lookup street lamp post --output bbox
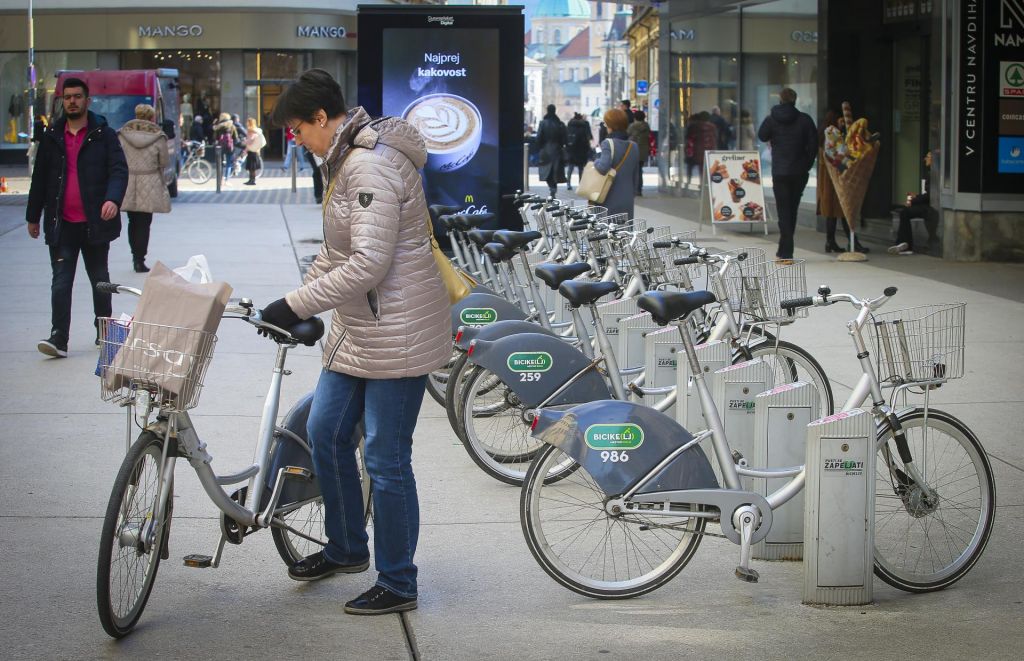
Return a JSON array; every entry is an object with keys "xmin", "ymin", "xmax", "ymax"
[{"xmin": 27, "ymin": 0, "xmax": 36, "ymax": 146}]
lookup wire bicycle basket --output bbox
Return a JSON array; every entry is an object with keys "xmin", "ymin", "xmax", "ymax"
[
  {"xmin": 754, "ymin": 259, "xmax": 810, "ymax": 323},
  {"xmin": 97, "ymin": 317, "xmax": 218, "ymax": 412},
  {"xmin": 711, "ymin": 247, "xmax": 769, "ymax": 318},
  {"xmin": 868, "ymin": 303, "xmax": 966, "ymax": 384}
]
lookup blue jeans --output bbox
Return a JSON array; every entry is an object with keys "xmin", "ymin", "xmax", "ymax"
[{"xmin": 307, "ymin": 369, "xmax": 428, "ymax": 598}]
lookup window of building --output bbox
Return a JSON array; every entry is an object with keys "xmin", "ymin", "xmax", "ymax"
[
  {"xmin": 122, "ymin": 50, "xmax": 223, "ymax": 134},
  {"xmin": 536, "ymin": 28, "xmax": 544, "ymax": 44},
  {"xmin": 553, "ymin": 29, "xmax": 562, "ymax": 45},
  {"xmin": 1, "ymin": 51, "xmax": 98, "ymax": 148}
]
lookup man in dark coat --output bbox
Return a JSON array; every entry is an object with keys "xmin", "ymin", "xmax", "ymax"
[
  {"xmin": 536, "ymin": 104, "xmax": 568, "ymax": 197},
  {"xmin": 26, "ymin": 77, "xmax": 128, "ymax": 358},
  {"xmin": 758, "ymin": 87, "xmax": 817, "ymax": 261},
  {"xmin": 565, "ymin": 112, "xmax": 593, "ymax": 191}
]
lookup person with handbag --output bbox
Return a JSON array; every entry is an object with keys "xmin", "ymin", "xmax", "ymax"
[
  {"xmin": 242, "ymin": 117, "xmax": 265, "ymax": 185},
  {"xmin": 117, "ymin": 103, "xmax": 171, "ymax": 273},
  {"xmin": 260, "ymin": 68, "xmax": 451, "ymax": 615},
  {"xmin": 590, "ymin": 107, "xmax": 640, "ymax": 219}
]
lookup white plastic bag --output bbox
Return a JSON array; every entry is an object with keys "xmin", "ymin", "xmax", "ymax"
[{"xmin": 172, "ymin": 255, "xmax": 214, "ymax": 284}]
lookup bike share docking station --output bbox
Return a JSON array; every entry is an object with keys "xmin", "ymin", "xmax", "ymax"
[{"xmin": 803, "ymin": 409, "xmax": 876, "ymax": 606}]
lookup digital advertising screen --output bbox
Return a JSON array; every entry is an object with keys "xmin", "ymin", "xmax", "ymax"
[
  {"xmin": 358, "ymin": 6, "xmax": 525, "ymax": 232},
  {"xmin": 382, "ymin": 27, "xmax": 499, "ymax": 216}
]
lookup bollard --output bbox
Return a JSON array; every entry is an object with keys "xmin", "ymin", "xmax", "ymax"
[
  {"xmin": 291, "ymin": 151, "xmax": 298, "ymax": 192},
  {"xmin": 523, "ymin": 142, "xmax": 529, "ymax": 191},
  {"xmin": 214, "ymin": 144, "xmax": 222, "ymax": 193},
  {"xmin": 802, "ymin": 408, "xmax": 876, "ymax": 606}
]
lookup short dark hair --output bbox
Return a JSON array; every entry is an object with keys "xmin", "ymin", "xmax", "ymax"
[
  {"xmin": 62, "ymin": 77, "xmax": 89, "ymax": 97},
  {"xmin": 780, "ymin": 87, "xmax": 797, "ymax": 104},
  {"xmin": 546, "ymin": 104, "xmax": 556, "ymax": 114},
  {"xmin": 633, "ymin": 110, "xmax": 645, "ymax": 121},
  {"xmin": 620, "ymin": 99, "xmax": 631, "ymax": 108},
  {"xmin": 272, "ymin": 68, "xmax": 346, "ymax": 126}
]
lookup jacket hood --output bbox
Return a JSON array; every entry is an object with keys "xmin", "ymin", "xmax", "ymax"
[
  {"xmin": 118, "ymin": 119, "xmax": 166, "ymax": 148},
  {"xmin": 770, "ymin": 103, "xmax": 800, "ymax": 124},
  {"xmin": 324, "ymin": 106, "xmax": 427, "ymax": 171}
]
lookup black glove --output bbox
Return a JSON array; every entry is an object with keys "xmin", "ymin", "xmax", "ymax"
[{"xmin": 259, "ymin": 297, "xmax": 302, "ymax": 336}]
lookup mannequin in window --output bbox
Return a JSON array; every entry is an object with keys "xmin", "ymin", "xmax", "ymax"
[{"xmin": 181, "ymin": 94, "xmax": 194, "ymax": 131}]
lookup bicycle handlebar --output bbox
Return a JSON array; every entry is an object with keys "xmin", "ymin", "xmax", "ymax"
[{"xmin": 781, "ymin": 286, "xmax": 898, "ymax": 313}]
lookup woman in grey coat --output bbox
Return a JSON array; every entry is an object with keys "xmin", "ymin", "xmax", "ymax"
[{"xmin": 592, "ymin": 107, "xmax": 640, "ymax": 220}]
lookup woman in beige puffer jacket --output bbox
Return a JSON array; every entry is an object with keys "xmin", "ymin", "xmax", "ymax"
[
  {"xmin": 261, "ymin": 69, "xmax": 450, "ymax": 614},
  {"xmin": 117, "ymin": 104, "xmax": 170, "ymax": 272}
]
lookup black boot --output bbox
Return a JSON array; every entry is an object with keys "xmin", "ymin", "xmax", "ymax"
[
  {"xmin": 824, "ymin": 217, "xmax": 842, "ymax": 253},
  {"xmin": 133, "ymin": 258, "xmax": 150, "ymax": 273}
]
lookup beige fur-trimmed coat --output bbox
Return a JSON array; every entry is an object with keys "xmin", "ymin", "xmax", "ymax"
[{"xmin": 117, "ymin": 119, "xmax": 171, "ymax": 214}]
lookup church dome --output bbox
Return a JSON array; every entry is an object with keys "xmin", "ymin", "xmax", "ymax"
[{"xmin": 534, "ymin": 0, "xmax": 592, "ymax": 19}]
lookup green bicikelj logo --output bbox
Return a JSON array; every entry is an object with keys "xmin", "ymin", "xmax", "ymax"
[
  {"xmin": 507, "ymin": 351, "xmax": 554, "ymax": 372},
  {"xmin": 585, "ymin": 423, "xmax": 645, "ymax": 450},
  {"xmin": 459, "ymin": 308, "xmax": 497, "ymax": 325}
]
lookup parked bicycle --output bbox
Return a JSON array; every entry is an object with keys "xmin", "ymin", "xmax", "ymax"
[
  {"xmin": 522, "ymin": 286, "xmax": 994, "ymax": 598},
  {"xmin": 93, "ymin": 283, "xmax": 369, "ymax": 638}
]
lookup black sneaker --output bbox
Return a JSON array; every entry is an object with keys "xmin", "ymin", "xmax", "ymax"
[
  {"xmin": 287, "ymin": 551, "xmax": 368, "ymax": 582},
  {"xmin": 38, "ymin": 334, "xmax": 68, "ymax": 358},
  {"xmin": 344, "ymin": 585, "xmax": 417, "ymax": 615}
]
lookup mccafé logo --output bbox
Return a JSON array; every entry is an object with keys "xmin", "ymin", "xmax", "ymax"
[
  {"xmin": 585, "ymin": 424, "xmax": 645, "ymax": 450},
  {"xmin": 465, "ymin": 194, "xmax": 474, "ymax": 203},
  {"xmin": 507, "ymin": 352, "xmax": 553, "ymax": 373}
]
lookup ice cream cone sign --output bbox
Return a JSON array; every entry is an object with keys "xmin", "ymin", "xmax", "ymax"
[{"xmin": 823, "ymin": 102, "xmax": 880, "ymax": 230}]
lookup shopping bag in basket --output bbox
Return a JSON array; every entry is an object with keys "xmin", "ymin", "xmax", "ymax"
[
  {"xmin": 105, "ymin": 261, "xmax": 232, "ymax": 405},
  {"xmin": 95, "ymin": 314, "xmax": 132, "ymax": 377}
]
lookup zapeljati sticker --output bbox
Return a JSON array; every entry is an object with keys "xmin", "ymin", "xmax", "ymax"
[
  {"xmin": 459, "ymin": 308, "xmax": 498, "ymax": 325},
  {"xmin": 585, "ymin": 423, "xmax": 645, "ymax": 450},
  {"xmin": 507, "ymin": 352, "xmax": 554, "ymax": 372}
]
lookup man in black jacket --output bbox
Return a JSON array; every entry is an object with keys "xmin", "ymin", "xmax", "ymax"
[
  {"xmin": 758, "ymin": 88, "xmax": 817, "ymax": 261},
  {"xmin": 26, "ymin": 77, "xmax": 128, "ymax": 358}
]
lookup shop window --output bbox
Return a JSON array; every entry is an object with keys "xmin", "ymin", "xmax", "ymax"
[
  {"xmin": 0, "ymin": 51, "xmax": 97, "ymax": 148},
  {"xmin": 122, "ymin": 50, "xmax": 222, "ymax": 135}
]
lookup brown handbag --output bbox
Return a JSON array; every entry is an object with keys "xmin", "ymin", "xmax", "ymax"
[{"xmin": 576, "ymin": 139, "xmax": 633, "ymax": 204}]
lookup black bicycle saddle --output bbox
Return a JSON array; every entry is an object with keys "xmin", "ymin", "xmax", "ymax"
[
  {"xmin": 558, "ymin": 280, "xmax": 619, "ymax": 308},
  {"xmin": 534, "ymin": 263, "xmax": 592, "ymax": 291},
  {"xmin": 637, "ymin": 290, "xmax": 717, "ymax": 326}
]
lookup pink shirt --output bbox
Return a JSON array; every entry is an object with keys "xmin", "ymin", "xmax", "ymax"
[{"xmin": 62, "ymin": 124, "xmax": 87, "ymax": 223}]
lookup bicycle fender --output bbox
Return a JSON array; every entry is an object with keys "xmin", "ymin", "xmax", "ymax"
[
  {"xmin": 531, "ymin": 400, "xmax": 718, "ymax": 497},
  {"xmin": 451, "ymin": 292, "xmax": 526, "ymax": 330},
  {"xmin": 467, "ymin": 333, "xmax": 610, "ymax": 408},
  {"xmin": 455, "ymin": 319, "xmax": 556, "ymax": 351}
]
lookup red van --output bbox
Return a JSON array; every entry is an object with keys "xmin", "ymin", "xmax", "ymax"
[{"xmin": 52, "ymin": 68, "xmax": 182, "ymax": 195}]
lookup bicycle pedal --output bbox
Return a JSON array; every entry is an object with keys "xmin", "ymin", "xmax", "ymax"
[
  {"xmin": 734, "ymin": 566, "xmax": 759, "ymax": 583},
  {"xmin": 183, "ymin": 554, "xmax": 213, "ymax": 568},
  {"xmin": 283, "ymin": 466, "xmax": 312, "ymax": 479}
]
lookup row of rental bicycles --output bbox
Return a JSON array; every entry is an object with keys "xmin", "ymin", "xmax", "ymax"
[{"xmin": 91, "ymin": 191, "xmax": 994, "ymax": 638}]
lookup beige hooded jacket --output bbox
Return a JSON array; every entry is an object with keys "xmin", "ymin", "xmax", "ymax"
[
  {"xmin": 117, "ymin": 119, "xmax": 171, "ymax": 214},
  {"xmin": 285, "ymin": 107, "xmax": 452, "ymax": 379}
]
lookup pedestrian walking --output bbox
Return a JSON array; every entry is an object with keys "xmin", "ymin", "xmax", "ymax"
[
  {"xmin": 737, "ymin": 109, "xmax": 756, "ymax": 151},
  {"xmin": 26, "ymin": 77, "xmax": 128, "ymax": 358},
  {"xmin": 536, "ymin": 104, "xmax": 568, "ymax": 197},
  {"xmin": 263, "ymin": 68, "xmax": 451, "ymax": 615},
  {"xmin": 189, "ymin": 115, "xmax": 205, "ymax": 143},
  {"xmin": 627, "ymin": 109, "xmax": 651, "ymax": 195},
  {"xmin": 214, "ymin": 113, "xmax": 238, "ymax": 182},
  {"xmin": 709, "ymin": 106, "xmax": 732, "ymax": 150},
  {"xmin": 231, "ymin": 113, "xmax": 247, "ymax": 176},
  {"xmin": 117, "ymin": 103, "xmax": 171, "ymax": 273},
  {"xmin": 684, "ymin": 112, "xmax": 717, "ymax": 191},
  {"xmin": 757, "ymin": 88, "xmax": 817, "ymax": 262},
  {"xmin": 620, "ymin": 100, "xmax": 635, "ymax": 125},
  {"xmin": 305, "ymin": 148, "xmax": 323, "ymax": 204},
  {"xmin": 243, "ymin": 117, "xmax": 265, "ymax": 185},
  {"xmin": 565, "ymin": 112, "xmax": 593, "ymax": 191},
  {"xmin": 598, "ymin": 121, "xmax": 608, "ymax": 145},
  {"xmin": 592, "ymin": 107, "xmax": 640, "ymax": 219},
  {"xmin": 28, "ymin": 114, "xmax": 47, "ymax": 176}
]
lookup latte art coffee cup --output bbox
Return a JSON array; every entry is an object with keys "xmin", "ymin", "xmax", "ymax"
[{"xmin": 403, "ymin": 93, "xmax": 482, "ymax": 173}]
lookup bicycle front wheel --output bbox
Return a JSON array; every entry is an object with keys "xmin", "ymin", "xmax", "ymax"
[
  {"xmin": 521, "ymin": 444, "xmax": 705, "ymax": 599},
  {"xmin": 96, "ymin": 431, "xmax": 171, "ymax": 638},
  {"xmin": 744, "ymin": 339, "xmax": 835, "ymax": 416},
  {"xmin": 874, "ymin": 408, "xmax": 995, "ymax": 592},
  {"xmin": 187, "ymin": 159, "xmax": 212, "ymax": 184}
]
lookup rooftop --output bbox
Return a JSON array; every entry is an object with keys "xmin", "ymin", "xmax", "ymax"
[{"xmin": 534, "ymin": 0, "xmax": 591, "ymax": 19}]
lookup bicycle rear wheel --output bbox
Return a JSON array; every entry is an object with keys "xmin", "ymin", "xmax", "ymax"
[
  {"xmin": 271, "ymin": 437, "xmax": 371, "ymax": 565},
  {"xmin": 743, "ymin": 338, "xmax": 835, "ymax": 416},
  {"xmin": 96, "ymin": 431, "xmax": 171, "ymax": 638},
  {"xmin": 521, "ymin": 444, "xmax": 705, "ymax": 599},
  {"xmin": 187, "ymin": 159, "xmax": 212, "ymax": 184},
  {"xmin": 873, "ymin": 408, "xmax": 995, "ymax": 592}
]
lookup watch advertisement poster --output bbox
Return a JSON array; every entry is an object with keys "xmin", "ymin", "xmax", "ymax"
[
  {"xmin": 703, "ymin": 151, "xmax": 769, "ymax": 227},
  {"xmin": 358, "ymin": 6, "xmax": 525, "ymax": 235}
]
